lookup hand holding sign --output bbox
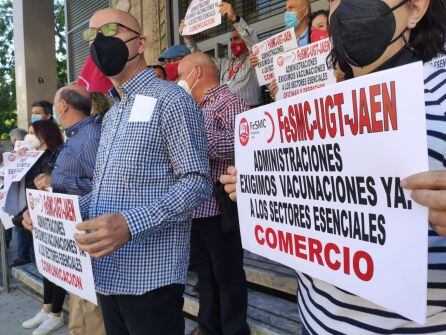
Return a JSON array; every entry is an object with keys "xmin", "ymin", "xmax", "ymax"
[
  {"xmin": 219, "ymin": 166, "xmax": 238, "ymax": 202},
  {"xmin": 34, "ymin": 173, "xmax": 52, "ymax": 191},
  {"xmin": 74, "ymin": 213, "xmax": 131, "ymax": 258},
  {"xmin": 402, "ymin": 170, "xmax": 446, "ymax": 237},
  {"xmin": 179, "ymin": 20, "xmax": 191, "ymax": 42},
  {"xmin": 22, "ymin": 209, "xmax": 33, "ymax": 231},
  {"xmin": 268, "ymin": 79, "xmax": 279, "ymax": 100},
  {"xmin": 219, "ymin": 2, "xmax": 237, "ymax": 22},
  {"xmin": 248, "ymin": 54, "xmax": 260, "ymax": 69}
]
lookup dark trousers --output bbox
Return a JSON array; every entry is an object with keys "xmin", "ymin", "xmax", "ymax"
[
  {"xmin": 16, "ymin": 226, "xmax": 33, "ymax": 261},
  {"xmin": 98, "ymin": 284, "xmax": 185, "ymax": 335},
  {"xmin": 43, "ymin": 277, "xmax": 66, "ymax": 314},
  {"xmin": 191, "ymin": 216, "xmax": 250, "ymax": 335}
]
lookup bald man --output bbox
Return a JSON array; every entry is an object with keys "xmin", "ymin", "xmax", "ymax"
[
  {"xmin": 178, "ymin": 53, "xmax": 250, "ymax": 335},
  {"xmin": 71, "ymin": 8, "xmax": 212, "ymax": 335},
  {"xmin": 24, "ymin": 84, "xmax": 105, "ymax": 335}
]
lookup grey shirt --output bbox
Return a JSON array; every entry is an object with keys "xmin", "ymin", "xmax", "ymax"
[{"xmin": 186, "ymin": 17, "xmax": 262, "ymax": 106}]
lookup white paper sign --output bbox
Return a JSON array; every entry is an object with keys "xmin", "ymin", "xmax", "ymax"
[
  {"xmin": 0, "ymin": 188, "xmax": 14, "ymax": 230},
  {"xmin": 3, "ymin": 151, "xmax": 44, "ymax": 216},
  {"xmin": 253, "ymin": 28, "xmax": 297, "ymax": 86},
  {"xmin": 273, "ymin": 38, "xmax": 336, "ymax": 100},
  {"xmin": 182, "ymin": 0, "xmax": 222, "ymax": 36},
  {"xmin": 27, "ymin": 189, "xmax": 97, "ymax": 304},
  {"xmin": 128, "ymin": 95, "xmax": 157, "ymax": 123},
  {"xmin": 234, "ymin": 62, "xmax": 428, "ymax": 324}
]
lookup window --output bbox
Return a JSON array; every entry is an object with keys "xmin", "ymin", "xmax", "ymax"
[
  {"xmin": 66, "ymin": 0, "xmax": 110, "ymax": 82},
  {"xmin": 179, "ymin": 0, "xmax": 286, "ymax": 43}
]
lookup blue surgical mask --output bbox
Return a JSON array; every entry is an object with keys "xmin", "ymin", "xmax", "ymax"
[
  {"xmin": 52, "ymin": 107, "xmax": 61, "ymax": 126},
  {"xmin": 284, "ymin": 12, "xmax": 300, "ymax": 29},
  {"xmin": 31, "ymin": 114, "xmax": 42, "ymax": 123}
]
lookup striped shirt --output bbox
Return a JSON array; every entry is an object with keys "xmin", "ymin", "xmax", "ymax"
[
  {"xmin": 194, "ymin": 84, "xmax": 248, "ymax": 219},
  {"xmin": 298, "ymin": 62, "xmax": 446, "ymax": 334},
  {"xmin": 51, "ymin": 116, "xmax": 101, "ymax": 196},
  {"xmin": 186, "ymin": 17, "xmax": 262, "ymax": 107}
]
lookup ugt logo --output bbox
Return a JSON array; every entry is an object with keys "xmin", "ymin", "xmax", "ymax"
[{"xmin": 239, "ymin": 118, "xmax": 250, "ymax": 147}]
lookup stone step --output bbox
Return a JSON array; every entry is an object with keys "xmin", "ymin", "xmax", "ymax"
[
  {"xmin": 244, "ymin": 252, "xmax": 298, "ymax": 296},
  {"xmin": 12, "ymin": 264, "xmax": 301, "ymax": 335},
  {"xmin": 186, "ymin": 272, "xmax": 301, "ymax": 335}
]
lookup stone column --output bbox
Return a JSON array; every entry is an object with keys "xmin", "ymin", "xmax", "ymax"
[{"xmin": 13, "ymin": 0, "xmax": 57, "ymax": 129}]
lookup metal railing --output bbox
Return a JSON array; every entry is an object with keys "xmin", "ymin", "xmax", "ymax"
[{"xmin": 0, "ymin": 223, "xmax": 10, "ymax": 293}]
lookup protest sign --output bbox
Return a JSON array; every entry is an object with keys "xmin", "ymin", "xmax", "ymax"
[
  {"xmin": 27, "ymin": 189, "xmax": 97, "ymax": 304},
  {"xmin": 182, "ymin": 0, "xmax": 222, "ymax": 36},
  {"xmin": 253, "ymin": 28, "xmax": 297, "ymax": 86},
  {"xmin": 235, "ymin": 62, "xmax": 428, "ymax": 324},
  {"xmin": 0, "ymin": 189, "xmax": 14, "ymax": 230},
  {"xmin": 273, "ymin": 38, "xmax": 336, "ymax": 100},
  {"xmin": 2, "ymin": 151, "xmax": 43, "ymax": 216}
]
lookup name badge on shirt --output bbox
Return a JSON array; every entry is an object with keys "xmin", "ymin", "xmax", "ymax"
[{"xmin": 128, "ymin": 94, "xmax": 158, "ymax": 123}]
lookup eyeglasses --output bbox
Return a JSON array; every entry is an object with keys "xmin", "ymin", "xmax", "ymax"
[{"xmin": 83, "ymin": 22, "xmax": 140, "ymax": 42}]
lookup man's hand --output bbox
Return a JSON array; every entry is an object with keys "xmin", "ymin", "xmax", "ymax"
[
  {"xmin": 401, "ymin": 170, "xmax": 446, "ymax": 238},
  {"xmin": 74, "ymin": 214, "xmax": 131, "ymax": 258},
  {"xmin": 219, "ymin": 2, "xmax": 237, "ymax": 22},
  {"xmin": 268, "ymin": 79, "xmax": 279, "ymax": 101},
  {"xmin": 220, "ymin": 166, "xmax": 238, "ymax": 202},
  {"xmin": 34, "ymin": 173, "xmax": 52, "ymax": 190},
  {"xmin": 179, "ymin": 20, "xmax": 191, "ymax": 42},
  {"xmin": 248, "ymin": 53, "xmax": 260, "ymax": 69},
  {"xmin": 18, "ymin": 148, "xmax": 27, "ymax": 156},
  {"xmin": 22, "ymin": 210, "xmax": 33, "ymax": 231}
]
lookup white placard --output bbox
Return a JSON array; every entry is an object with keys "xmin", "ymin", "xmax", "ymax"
[
  {"xmin": 273, "ymin": 38, "xmax": 337, "ymax": 100},
  {"xmin": 182, "ymin": 0, "xmax": 222, "ymax": 36},
  {"xmin": 234, "ymin": 62, "xmax": 428, "ymax": 324},
  {"xmin": 27, "ymin": 189, "xmax": 97, "ymax": 304},
  {"xmin": 253, "ymin": 28, "xmax": 297, "ymax": 86},
  {"xmin": 0, "ymin": 189, "xmax": 14, "ymax": 230},
  {"xmin": 3, "ymin": 151, "xmax": 44, "ymax": 216}
]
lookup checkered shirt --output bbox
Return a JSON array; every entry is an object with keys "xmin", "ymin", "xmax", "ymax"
[
  {"xmin": 193, "ymin": 84, "xmax": 248, "ymax": 219},
  {"xmin": 79, "ymin": 68, "xmax": 212, "ymax": 295}
]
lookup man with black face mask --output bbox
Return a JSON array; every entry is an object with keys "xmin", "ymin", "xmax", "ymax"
[{"xmin": 70, "ymin": 8, "xmax": 213, "ymax": 335}]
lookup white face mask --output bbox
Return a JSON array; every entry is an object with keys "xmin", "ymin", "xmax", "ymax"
[
  {"xmin": 24, "ymin": 134, "xmax": 42, "ymax": 150},
  {"xmin": 177, "ymin": 67, "xmax": 198, "ymax": 96}
]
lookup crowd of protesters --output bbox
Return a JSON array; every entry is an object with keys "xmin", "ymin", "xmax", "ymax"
[{"xmin": 1, "ymin": 0, "xmax": 445, "ymax": 334}]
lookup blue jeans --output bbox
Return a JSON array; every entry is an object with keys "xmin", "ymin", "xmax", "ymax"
[
  {"xmin": 16, "ymin": 226, "xmax": 32, "ymax": 260},
  {"xmin": 5, "ymin": 228, "xmax": 12, "ymax": 246}
]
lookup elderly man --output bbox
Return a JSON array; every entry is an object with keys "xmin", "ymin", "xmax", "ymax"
[
  {"xmin": 23, "ymin": 85, "xmax": 106, "ymax": 335},
  {"xmin": 180, "ymin": 2, "xmax": 261, "ymax": 108},
  {"xmin": 68, "ymin": 8, "xmax": 211, "ymax": 335},
  {"xmin": 158, "ymin": 44, "xmax": 191, "ymax": 81},
  {"xmin": 178, "ymin": 52, "xmax": 250, "ymax": 335}
]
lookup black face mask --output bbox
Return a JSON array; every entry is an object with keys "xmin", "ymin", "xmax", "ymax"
[
  {"xmin": 90, "ymin": 33, "xmax": 140, "ymax": 76},
  {"xmin": 329, "ymin": 0, "xmax": 409, "ymax": 68}
]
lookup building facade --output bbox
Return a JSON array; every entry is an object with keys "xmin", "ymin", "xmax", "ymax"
[{"xmin": 66, "ymin": 0, "xmax": 328, "ymax": 82}]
